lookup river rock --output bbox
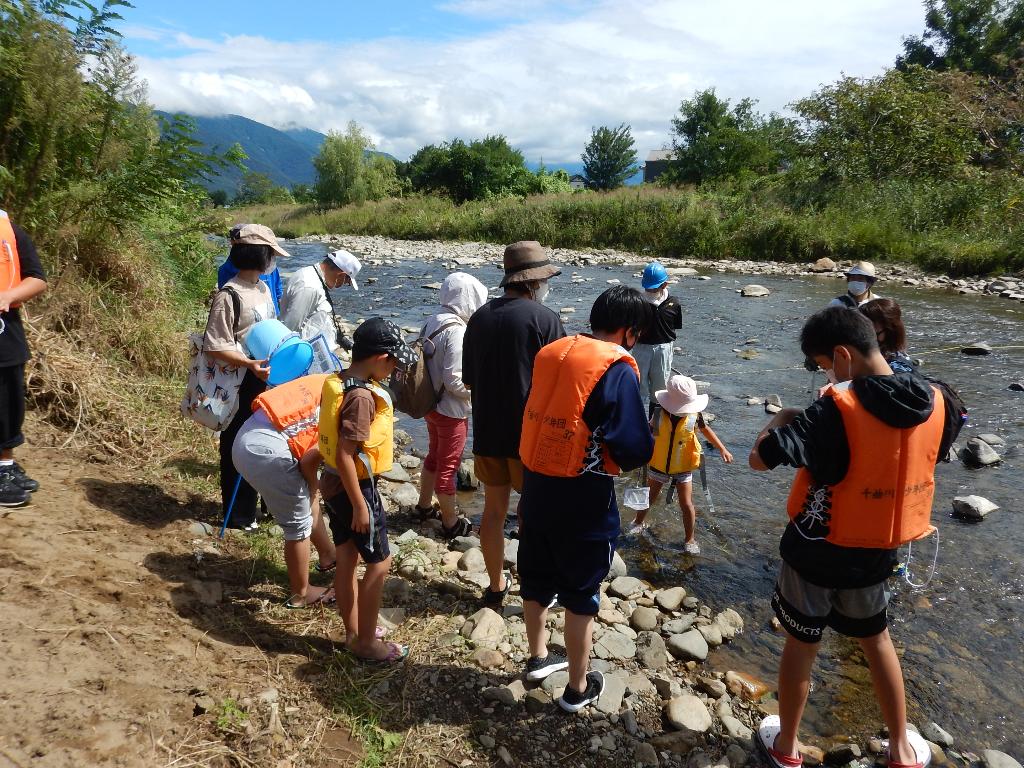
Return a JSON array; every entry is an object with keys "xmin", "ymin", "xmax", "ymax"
[
  {"xmin": 188, "ymin": 521, "xmax": 214, "ymax": 536},
  {"xmin": 388, "ymin": 483, "xmax": 420, "ymax": 507},
  {"xmin": 608, "ymin": 550, "xmax": 628, "ymax": 578},
  {"xmin": 631, "ymin": 606, "xmax": 660, "ymax": 631},
  {"xmin": 668, "ymin": 267, "xmax": 699, "ymax": 276},
  {"xmin": 667, "ymin": 630, "xmax": 709, "ymax": 661},
  {"xmin": 724, "ymin": 670, "xmax": 769, "ymax": 701},
  {"xmin": 764, "ymin": 394, "xmax": 783, "ymax": 414},
  {"xmin": 456, "ymin": 459, "xmax": 479, "ymax": 490},
  {"xmin": 662, "ymin": 615, "xmax": 696, "ymax": 634},
  {"xmin": 471, "ymin": 648, "xmax": 506, "ymax": 669},
  {"xmin": 525, "ymin": 687, "xmax": 550, "ymax": 714},
  {"xmin": 635, "ymin": 631, "xmax": 669, "ymax": 670},
  {"xmin": 397, "ymin": 454, "xmax": 421, "ymax": 469},
  {"xmin": 655, "ymin": 586, "xmax": 687, "ymax": 612},
  {"xmin": 715, "ymin": 608, "xmax": 744, "ymax": 640},
  {"xmin": 983, "ymin": 750, "xmax": 1023, "ymax": 768},
  {"xmin": 962, "ymin": 437, "xmax": 1001, "ymax": 467},
  {"xmin": 921, "ymin": 722, "xmax": 954, "ymax": 748},
  {"xmin": 596, "ymin": 670, "xmax": 629, "ymax": 714},
  {"xmin": 977, "ymin": 433, "xmax": 1006, "ymax": 447},
  {"xmin": 952, "ymin": 495, "xmax": 999, "ymax": 521},
  {"xmin": 540, "ymin": 669, "xmax": 568, "ymax": 697},
  {"xmin": 634, "ymin": 741, "xmax": 660, "ymax": 767},
  {"xmin": 609, "ymin": 575, "xmax": 644, "ymax": 599},
  {"xmin": 482, "ymin": 685, "xmax": 516, "ymax": 706},
  {"xmin": 960, "ymin": 341, "xmax": 992, "ymax": 355},
  {"xmin": 697, "ymin": 623, "xmax": 723, "ymax": 647},
  {"xmin": 665, "ymin": 695, "xmax": 713, "ymax": 733},
  {"xmin": 449, "ymin": 535, "xmax": 481, "ymax": 552},
  {"xmin": 466, "ymin": 608, "xmax": 507, "ymax": 648},
  {"xmin": 824, "ymin": 744, "xmax": 860, "ymax": 764},
  {"xmin": 809, "ymin": 257, "xmax": 837, "ymax": 272},
  {"xmin": 721, "ymin": 714, "xmax": 753, "ymax": 742},
  {"xmin": 594, "ymin": 630, "xmax": 637, "ymax": 660},
  {"xmin": 458, "ymin": 547, "xmax": 486, "ymax": 572},
  {"xmin": 697, "ymin": 676, "xmax": 727, "ymax": 699},
  {"xmin": 503, "ymin": 538, "xmax": 519, "ymax": 567},
  {"xmin": 380, "ymin": 464, "xmax": 411, "ymax": 483},
  {"xmin": 741, "ymin": 284, "xmax": 770, "ymax": 298},
  {"xmin": 1010, "ymin": 382, "xmax": 1024, "ymax": 392}
]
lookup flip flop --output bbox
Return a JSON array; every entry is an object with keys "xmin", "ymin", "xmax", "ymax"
[
  {"xmin": 356, "ymin": 641, "xmax": 408, "ymax": 665},
  {"xmin": 757, "ymin": 716, "xmax": 803, "ymax": 768},
  {"xmin": 882, "ymin": 729, "xmax": 932, "ymax": 768},
  {"xmin": 284, "ymin": 588, "xmax": 336, "ymax": 609}
]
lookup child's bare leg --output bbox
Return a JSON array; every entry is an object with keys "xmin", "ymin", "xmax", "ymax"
[
  {"xmin": 283, "ymin": 537, "xmax": 324, "ymax": 603},
  {"xmin": 524, "ymin": 599, "xmax": 550, "ymax": 658},
  {"xmin": 632, "ymin": 477, "xmax": 663, "ymax": 525},
  {"xmin": 334, "ymin": 542, "xmax": 359, "ymax": 642},
  {"xmin": 678, "ymin": 481, "xmax": 697, "ymax": 543},
  {"xmin": 858, "ymin": 629, "xmax": 917, "ymax": 765},
  {"xmin": 350, "ymin": 556, "xmax": 393, "ymax": 659},
  {"xmin": 775, "ymin": 634, "xmax": 819, "ymax": 756},
  {"xmin": 310, "ymin": 505, "xmax": 335, "ymax": 565}
]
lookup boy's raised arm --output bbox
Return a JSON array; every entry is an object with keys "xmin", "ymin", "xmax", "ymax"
[{"xmin": 749, "ymin": 407, "xmax": 802, "ymax": 471}]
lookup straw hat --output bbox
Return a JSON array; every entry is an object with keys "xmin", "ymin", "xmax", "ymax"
[
  {"xmin": 499, "ymin": 241, "xmax": 561, "ymax": 287},
  {"xmin": 846, "ymin": 261, "xmax": 876, "ymax": 279},
  {"xmin": 655, "ymin": 375, "xmax": 708, "ymax": 415}
]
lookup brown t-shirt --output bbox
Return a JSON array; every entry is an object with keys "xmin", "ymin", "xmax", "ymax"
[
  {"xmin": 204, "ymin": 275, "xmax": 276, "ymax": 352},
  {"xmin": 319, "ymin": 386, "xmax": 375, "ymax": 500}
]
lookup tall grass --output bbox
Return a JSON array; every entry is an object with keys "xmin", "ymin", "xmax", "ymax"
[{"xmin": 240, "ymin": 176, "xmax": 1024, "ymax": 276}]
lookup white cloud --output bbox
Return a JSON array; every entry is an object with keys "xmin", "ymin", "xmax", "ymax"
[{"xmin": 131, "ymin": 0, "xmax": 924, "ymax": 162}]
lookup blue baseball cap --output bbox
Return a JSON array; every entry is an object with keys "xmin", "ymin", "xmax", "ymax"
[{"xmin": 641, "ymin": 262, "xmax": 669, "ymax": 291}]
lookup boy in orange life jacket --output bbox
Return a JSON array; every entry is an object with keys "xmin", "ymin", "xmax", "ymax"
[
  {"xmin": 627, "ymin": 374, "xmax": 733, "ymax": 553},
  {"xmin": 319, "ymin": 318, "xmax": 417, "ymax": 663},
  {"xmin": 517, "ymin": 286, "xmax": 654, "ymax": 713},
  {"xmin": 749, "ymin": 307, "xmax": 958, "ymax": 768}
]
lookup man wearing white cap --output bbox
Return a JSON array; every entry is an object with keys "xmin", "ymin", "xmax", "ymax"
[
  {"xmin": 280, "ymin": 249, "xmax": 361, "ymax": 353},
  {"xmin": 829, "ymin": 261, "xmax": 880, "ymax": 308}
]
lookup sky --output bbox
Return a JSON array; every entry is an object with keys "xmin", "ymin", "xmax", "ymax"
[{"xmin": 121, "ymin": 1, "xmax": 927, "ymax": 163}]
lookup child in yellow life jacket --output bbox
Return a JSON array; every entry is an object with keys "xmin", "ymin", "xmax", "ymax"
[{"xmin": 628, "ymin": 375, "xmax": 733, "ymax": 553}]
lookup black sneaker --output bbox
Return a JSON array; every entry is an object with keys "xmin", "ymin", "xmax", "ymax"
[
  {"xmin": 525, "ymin": 652, "xmax": 568, "ymax": 682},
  {"xmin": 482, "ymin": 574, "xmax": 510, "ymax": 608},
  {"xmin": 558, "ymin": 670, "xmax": 604, "ymax": 713},
  {"xmin": 8, "ymin": 462, "xmax": 38, "ymax": 493},
  {"xmin": 0, "ymin": 475, "xmax": 30, "ymax": 507}
]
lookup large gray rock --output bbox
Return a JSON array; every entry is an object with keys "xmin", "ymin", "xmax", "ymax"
[
  {"xmin": 635, "ymin": 631, "xmax": 669, "ymax": 670},
  {"xmin": 664, "ymin": 695, "xmax": 713, "ymax": 733},
  {"xmin": 741, "ymin": 284, "xmax": 770, "ymax": 298},
  {"xmin": 465, "ymin": 607, "xmax": 507, "ymax": 648},
  {"xmin": 609, "ymin": 575, "xmax": 644, "ymax": 599},
  {"xmin": 608, "ymin": 551, "xmax": 628, "ymax": 578},
  {"xmin": 667, "ymin": 629, "xmax": 709, "ymax": 661},
  {"xmin": 921, "ymin": 722, "xmax": 953, "ymax": 748},
  {"xmin": 456, "ymin": 459, "xmax": 479, "ymax": 490},
  {"xmin": 697, "ymin": 623, "xmax": 723, "ymax": 647},
  {"xmin": 721, "ymin": 715, "xmax": 753, "ymax": 741},
  {"xmin": 380, "ymin": 464, "xmax": 411, "ymax": 483},
  {"xmin": 696, "ymin": 676, "xmax": 727, "ymax": 699},
  {"xmin": 596, "ymin": 671, "xmax": 629, "ymax": 715},
  {"xmin": 503, "ymin": 538, "xmax": 519, "ymax": 567},
  {"xmin": 961, "ymin": 341, "xmax": 992, "ymax": 355},
  {"xmin": 715, "ymin": 608, "xmax": 744, "ymax": 640},
  {"xmin": 977, "ymin": 433, "xmax": 1006, "ymax": 447},
  {"xmin": 963, "ymin": 437, "xmax": 1001, "ymax": 467},
  {"xmin": 952, "ymin": 495, "xmax": 999, "ymax": 521},
  {"xmin": 594, "ymin": 629, "xmax": 637, "ymax": 661},
  {"xmin": 809, "ymin": 257, "xmax": 837, "ymax": 272},
  {"xmin": 450, "ymin": 535, "xmax": 481, "ymax": 552},
  {"xmin": 631, "ymin": 606, "xmax": 660, "ymax": 631},
  {"xmin": 388, "ymin": 483, "xmax": 420, "ymax": 507},
  {"xmin": 983, "ymin": 751, "xmax": 1022, "ymax": 768},
  {"xmin": 655, "ymin": 586, "xmax": 687, "ymax": 612},
  {"xmin": 458, "ymin": 547, "xmax": 487, "ymax": 572},
  {"xmin": 662, "ymin": 615, "xmax": 696, "ymax": 634},
  {"xmin": 634, "ymin": 742, "xmax": 660, "ymax": 767}
]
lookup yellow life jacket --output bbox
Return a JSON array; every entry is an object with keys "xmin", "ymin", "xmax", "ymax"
[
  {"xmin": 318, "ymin": 375, "xmax": 394, "ymax": 480},
  {"xmin": 0, "ymin": 210, "xmax": 24, "ymax": 308},
  {"xmin": 650, "ymin": 410, "xmax": 702, "ymax": 475}
]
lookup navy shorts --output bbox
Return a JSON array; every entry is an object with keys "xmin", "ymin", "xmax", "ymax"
[
  {"xmin": 517, "ymin": 512, "xmax": 615, "ymax": 616},
  {"xmin": 323, "ymin": 479, "xmax": 390, "ymax": 564}
]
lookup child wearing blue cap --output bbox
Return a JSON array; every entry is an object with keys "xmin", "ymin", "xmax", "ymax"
[{"xmin": 633, "ymin": 263, "xmax": 682, "ymax": 412}]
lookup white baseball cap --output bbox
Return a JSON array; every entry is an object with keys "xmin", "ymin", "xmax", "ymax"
[{"xmin": 326, "ymin": 249, "xmax": 361, "ymax": 290}]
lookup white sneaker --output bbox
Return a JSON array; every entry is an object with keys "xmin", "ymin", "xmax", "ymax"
[
  {"xmin": 684, "ymin": 541, "xmax": 700, "ymax": 555},
  {"xmin": 627, "ymin": 522, "xmax": 649, "ymax": 536}
]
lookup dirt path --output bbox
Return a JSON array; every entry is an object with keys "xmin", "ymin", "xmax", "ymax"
[{"xmin": 0, "ymin": 440, "xmax": 363, "ymax": 768}]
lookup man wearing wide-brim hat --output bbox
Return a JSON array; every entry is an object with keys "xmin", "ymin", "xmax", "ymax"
[
  {"xmin": 462, "ymin": 241, "xmax": 565, "ymax": 607},
  {"xmin": 829, "ymin": 261, "xmax": 880, "ymax": 308}
]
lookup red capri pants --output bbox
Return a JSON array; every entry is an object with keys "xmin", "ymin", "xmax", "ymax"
[{"xmin": 423, "ymin": 411, "xmax": 468, "ymax": 496}]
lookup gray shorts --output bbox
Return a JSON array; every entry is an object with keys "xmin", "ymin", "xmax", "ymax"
[
  {"xmin": 772, "ymin": 562, "xmax": 890, "ymax": 643},
  {"xmin": 232, "ymin": 412, "xmax": 313, "ymax": 541},
  {"xmin": 649, "ymin": 468, "xmax": 693, "ymax": 485}
]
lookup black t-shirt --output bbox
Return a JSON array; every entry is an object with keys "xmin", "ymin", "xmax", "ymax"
[
  {"xmin": 462, "ymin": 296, "xmax": 565, "ymax": 457},
  {"xmin": 0, "ymin": 224, "xmax": 47, "ymax": 367},
  {"xmin": 638, "ymin": 295, "xmax": 682, "ymax": 345}
]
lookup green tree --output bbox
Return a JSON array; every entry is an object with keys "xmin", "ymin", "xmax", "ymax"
[
  {"xmin": 234, "ymin": 171, "xmax": 292, "ymax": 205},
  {"xmin": 208, "ymin": 189, "xmax": 228, "ymax": 207},
  {"xmin": 898, "ymin": 0, "xmax": 1024, "ymax": 75},
  {"xmin": 312, "ymin": 121, "xmax": 399, "ymax": 207},
  {"xmin": 581, "ymin": 124, "xmax": 638, "ymax": 190},
  {"xmin": 405, "ymin": 135, "xmax": 533, "ymax": 202},
  {"xmin": 663, "ymin": 89, "xmax": 799, "ymax": 185}
]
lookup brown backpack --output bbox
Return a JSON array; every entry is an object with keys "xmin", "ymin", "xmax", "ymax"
[{"xmin": 390, "ymin": 319, "xmax": 463, "ymax": 419}]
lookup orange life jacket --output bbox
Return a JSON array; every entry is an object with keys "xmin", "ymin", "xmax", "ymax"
[
  {"xmin": 520, "ymin": 334, "xmax": 640, "ymax": 477},
  {"xmin": 0, "ymin": 210, "xmax": 24, "ymax": 308},
  {"xmin": 786, "ymin": 385, "xmax": 946, "ymax": 549},
  {"xmin": 251, "ymin": 374, "xmax": 330, "ymax": 461}
]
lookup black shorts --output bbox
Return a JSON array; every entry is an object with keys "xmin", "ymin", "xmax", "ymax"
[
  {"xmin": 323, "ymin": 480, "xmax": 390, "ymax": 564},
  {"xmin": 772, "ymin": 563, "xmax": 890, "ymax": 643},
  {"xmin": 0, "ymin": 364, "xmax": 25, "ymax": 451},
  {"xmin": 517, "ymin": 511, "xmax": 615, "ymax": 616}
]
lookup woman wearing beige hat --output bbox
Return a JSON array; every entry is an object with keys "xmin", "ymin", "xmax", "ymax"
[{"xmin": 829, "ymin": 261, "xmax": 881, "ymax": 308}]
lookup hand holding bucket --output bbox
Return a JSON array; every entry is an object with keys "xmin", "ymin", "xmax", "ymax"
[{"xmin": 246, "ymin": 319, "xmax": 314, "ymax": 386}]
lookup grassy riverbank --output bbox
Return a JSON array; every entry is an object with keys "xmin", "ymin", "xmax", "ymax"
[{"xmin": 237, "ymin": 178, "xmax": 1024, "ymax": 276}]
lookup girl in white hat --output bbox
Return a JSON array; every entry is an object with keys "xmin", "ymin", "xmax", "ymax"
[{"xmin": 628, "ymin": 374, "xmax": 732, "ymax": 553}]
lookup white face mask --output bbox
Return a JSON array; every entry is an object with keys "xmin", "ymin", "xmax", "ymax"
[
  {"xmin": 847, "ymin": 280, "xmax": 868, "ymax": 296},
  {"xmin": 263, "ymin": 256, "xmax": 278, "ymax": 276},
  {"xmin": 531, "ymin": 281, "xmax": 550, "ymax": 304},
  {"xmin": 645, "ymin": 287, "xmax": 669, "ymax": 305}
]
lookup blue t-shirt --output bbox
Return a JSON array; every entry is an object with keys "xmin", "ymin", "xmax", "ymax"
[
  {"xmin": 520, "ymin": 360, "xmax": 654, "ymax": 541},
  {"xmin": 218, "ymin": 261, "xmax": 283, "ymax": 315}
]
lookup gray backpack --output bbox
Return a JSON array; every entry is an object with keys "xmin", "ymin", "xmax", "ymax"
[{"xmin": 391, "ymin": 319, "xmax": 462, "ymax": 419}]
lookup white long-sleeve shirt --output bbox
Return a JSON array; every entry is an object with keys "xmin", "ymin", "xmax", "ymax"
[{"xmin": 279, "ymin": 264, "xmax": 338, "ymax": 345}]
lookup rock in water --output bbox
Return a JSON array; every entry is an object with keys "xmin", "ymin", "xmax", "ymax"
[
  {"xmin": 977, "ymin": 433, "xmax": 1006, "ymax": 447},
  {"xmin": 921, "ymin": 722, "xmax": 954, "ymax": 748},
  {"xmin": 962, "ymin": 437, "xmax": 1001, "ymax": 467},
  {"xmin": 764, "ymin": 394, "xmax": 782, "ymax": 414},
  {"xmin": 664, "ymin": 695, "xmax": 713, "ymax": 733},
  {"xmin": 724, "ymin": 670, "xmax": 769, "ymax": 701},
  {"xmin": 666, "ymin": 629, "xmax": 709, "ymax": 661},
  {"xmin": 1009, "ymin": 381, "xmax": 1024, "ymax": 392},
  {"xmin": 952, "ymin": 495, "xmax": 999, "ymax": 521},
  {"xmin": 982, "ymin": 751, "xmax": 1023, "ymax": 768},
  {"xmin": 741, "ymin": 285, "xmax": 770, "ymax": 298},
  {"xmin": 960, "ymin": 341, "xmax": 992, "ymax": 355}
]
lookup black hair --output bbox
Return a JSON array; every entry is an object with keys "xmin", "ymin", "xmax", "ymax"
[
  {"xmin": 228, "ymin": 243, "xmax": 274, "ymax": 272},
  {"xmin": 589, "ymin": 285, "xmax": 650, "ymax": 335},
  {"xmin": 859, "ymin": 298, "xmax": 907, "ymax": 355},
  {"xmin": 800, "ymin": 306, "xmax": 879, "ymax": 359},
  {"xmin": 505, "ymin": 281, "xmax": 533, "ymax": 296}
]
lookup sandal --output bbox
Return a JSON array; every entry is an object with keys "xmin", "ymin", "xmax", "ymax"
[
  {"xmin": 357, "ymin": 641, "xmax": 408, "ymax": 664},
  {"xmin": 757, "ymin": 716, "xmax": 803, "ymax": 768},
  {"xmin": 284, "ymin": 588, "xmax": 336, "ymax": 609},
  {"xmin": 441, "ymin": 516, "xmax": 473, "ymax": 539},
  {"xmin": 415, "ymin": 504, "xmax": 440, "ymax": 522},
  {"xmin": 882, "ymin": 729, "xmax": 931, "ymax": 768},
  {"xmin": 314, "ymin": 560, "xmax": 336, "ymax": 574}
]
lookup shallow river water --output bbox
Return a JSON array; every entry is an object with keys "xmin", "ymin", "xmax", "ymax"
[{"xmin": 281, "ymin": 240, "xmax": 1023, "ymax": 754}]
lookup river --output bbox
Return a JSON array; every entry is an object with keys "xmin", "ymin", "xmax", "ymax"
[{"xmin": 280, "ymin": 238, "xmax": 1023, "ymax": 754}]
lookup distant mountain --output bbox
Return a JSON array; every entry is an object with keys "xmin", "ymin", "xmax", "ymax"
[{"xmin": 156, "ymin": 112, "xmax": 327, "ymax": 196}]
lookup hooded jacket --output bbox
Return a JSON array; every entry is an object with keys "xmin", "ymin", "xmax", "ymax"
[
  {"xmin": 758, "ymin": 373, "xmax": 957, "ymax": 588},
  {"xmin": 422, "ymin": 272, "xmax": 488, "ymax": 419}
]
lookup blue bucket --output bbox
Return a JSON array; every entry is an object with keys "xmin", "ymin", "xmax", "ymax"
[
  {"xmin": 246, "ymin": 319, "xmax": 292, "ymax": 361},
  {"xmin": 267, "ymin": 335, "xmax": 314, "ymax": 386}
]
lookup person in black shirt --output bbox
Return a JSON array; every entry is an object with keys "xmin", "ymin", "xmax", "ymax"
[
  {"xmin": 633, "ymin": 262, "xmax": 682, "ymax": 411},
  {"xmin": 0, "ymin": 213, "xmax": 48, "ymax": 505},
  {"xmin": 462, "ymin": 241, "xmax": 565, "ymax": 607}
]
